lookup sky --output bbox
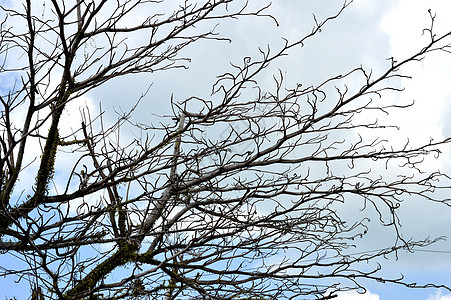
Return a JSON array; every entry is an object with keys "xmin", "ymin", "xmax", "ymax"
[
  {"xmin": 297, "ymin": 1, "xmax": 451, "ymax": 299},
  {"xmin": 313, "ymin": 1, "xmax": 451, "ymax": 299},
  {"xmin": 2, "ymin": 0, "xmax": 451, "ymax": 299}
]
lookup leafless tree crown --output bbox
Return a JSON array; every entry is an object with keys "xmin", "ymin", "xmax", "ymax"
[{"xmin": 0, "ymin": 1, "xmax": 451, "ymax": 299}]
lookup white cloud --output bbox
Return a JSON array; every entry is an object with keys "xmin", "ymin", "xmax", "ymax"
[
  {"xmin": 381, "ymin": 0, "xmax": 451, "ymax": 58},
  {"xmin": 428, "ymin": 291, "xmax": 451, "ymax": 300},
  {"xmin": 336, "ymin": 290, "xmax": 380, "ymax": 300},
  {"xmin": 380, "ymin": 0, "xmax": 451, "ymax": 140}
]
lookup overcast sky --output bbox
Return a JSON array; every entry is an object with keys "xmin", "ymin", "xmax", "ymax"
[
  {"xmin": 2, "ymin": 0, "xmax": 451, "ymax": 299},
  {"xmin": 298, "ymin": 1, "xmax": 451, "ymax": 299}
]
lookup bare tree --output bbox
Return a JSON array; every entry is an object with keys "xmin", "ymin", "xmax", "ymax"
[{"xmin": 1, "ymin": 0, "xmax": 451, "ymax": 299}]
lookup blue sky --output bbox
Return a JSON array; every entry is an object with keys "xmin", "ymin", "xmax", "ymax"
[{"xmin": 1, "ymin": 0, "xmax": 451, "ymax": 299}]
